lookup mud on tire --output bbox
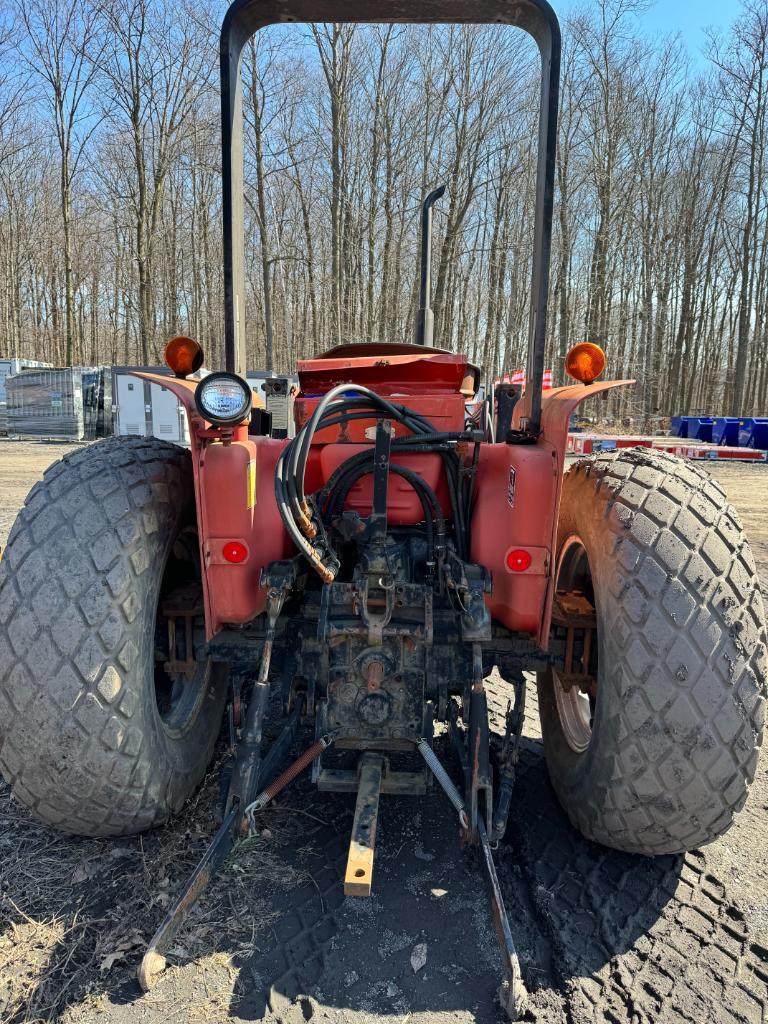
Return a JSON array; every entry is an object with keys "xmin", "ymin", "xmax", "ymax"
[
  {"xmin": 538, "ymin": 447, "xmax": 767, "ymax": 855},
  {"xmin": 0, "ymin": 436, "xmax": 228, "ymax": 837}
]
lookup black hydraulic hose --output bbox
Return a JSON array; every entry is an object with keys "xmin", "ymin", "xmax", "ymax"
[
  {"xmin": 389, "ymin": 432, "xmax": 470, "ymax": 552},
  {"xmin": 319, "ymin": 441, "xmax": 457, "ymax": 519},
  {"xmin": 281, "ymin": 398, "xmax": 424, "ymax": 530},
  {"xmin": 464, "ymin": 439, "xmax": 482, "ymax": 530},
  {"xmin": 284, "ymin": 395, "xmax": 460, "ymax": 524},
  {"xmin": 311, "ymin": 407, "xmax": 442, "ymax": 437},
  {"xmin": 318, "ymin": 435, "xmax": 468, "ymax": 556},
  {"xmin": 276, "ymin": 392, "xmax": 434, "ymax": 571},
  {"xmin": 288, "ymin": 407, "xmax": 450, "ymax": 526},
  {"xmin": 274, "ymin": 446, "xmax": 321, "ymax": 562},
  {"xmin": 318, "ymin": 396, "xmax": 436, "ymax": 434},
  {"xmin": 294, "ymin": 385, "xmax": 435, "ymax": 505},
  {"xmin": 335, "ymin": 462, "xmax": 444, "ymax": 531},
  {"xmin": 278, "ymin": 393, "xmax": 434, "ymax": 538},
  {"xmin": 440, "ymin": 451, "xmax": 466, "ymax": 559},
  {"xmin": 296, "ymin": 390, "xmax": 438, "ymax": 482},
  {"xmin": 332, "ymin": 463, "xmax": 440, "ymax": 565},
  {"xmin": 280, "ymin": 437, "xmax": 304, "ymax": 527},
  {"xmin": 274, "ymin": 380, "xmax": 478, "ymax": 577}
]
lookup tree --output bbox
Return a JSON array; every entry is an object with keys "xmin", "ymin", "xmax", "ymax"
[{"xmin": 15, "ymin": 0, "xmax": 101, "ymax": 365}]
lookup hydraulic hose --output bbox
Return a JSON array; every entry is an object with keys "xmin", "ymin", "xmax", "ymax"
[
  {"xmin": 279, "ymin": 388, "xmax": 437, "ymax": 532},
  {"xmin": 293, "ymin": 384, "xmax": 433, "ymax": 507},
  {"xmin": 273, "ymin": 380, "xmax": 477, "ymax": 580},
  {"xmin": 332, "ymin": 463, "xmax": 442, "ymax": 564}
]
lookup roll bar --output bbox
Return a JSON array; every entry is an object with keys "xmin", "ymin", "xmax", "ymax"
[{"xmin": 220, "ymin": 0, "xmax": 560, "ymax": 433}]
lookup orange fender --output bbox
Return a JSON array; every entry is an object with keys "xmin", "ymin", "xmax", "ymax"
[
  {"xmin": 536, "ymin": 380, "xmax": 635, "ymax": 646},
  {"xmin": 473, "ymin": 380, "xmax": 635, "ymax": 648}
]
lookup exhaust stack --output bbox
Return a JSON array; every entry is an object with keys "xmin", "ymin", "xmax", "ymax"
[{"xmin": 414, "ymin": 185, "xmax": 446, "ymax": 346}]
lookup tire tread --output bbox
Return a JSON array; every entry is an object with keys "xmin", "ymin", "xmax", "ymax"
[
  {"xmin": 544, "ymin": 448, "xmax": 766, "ymax": 854},
  {"xmin": 0, "ymin": 437, "xmax": 210, "ymax": 836}
]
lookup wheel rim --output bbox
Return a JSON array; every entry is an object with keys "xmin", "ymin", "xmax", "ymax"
[
  {"xmin": 552, "ymin": 535, "xmax": 597, "ymax": 754},
  {"xmin": 154, "ymin": 526, "xmax": 210, "ymax": 736}
]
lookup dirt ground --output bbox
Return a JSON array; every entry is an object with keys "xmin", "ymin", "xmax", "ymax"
[{"xmin": 0, "ymin": 438, "xmax": 766, "ymax": 1024}]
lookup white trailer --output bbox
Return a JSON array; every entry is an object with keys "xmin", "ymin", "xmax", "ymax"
[{"xmin": 112, "ymin": 368, "xmax": 189, "ymax": 444}]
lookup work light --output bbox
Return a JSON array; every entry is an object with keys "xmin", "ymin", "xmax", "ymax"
[{"xmin": 194, "ymin": 372, "xmax": 252, "ymax": 426}]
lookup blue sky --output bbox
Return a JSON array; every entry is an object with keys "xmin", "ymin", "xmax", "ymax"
[
  {"xmin": 560, "ymin": 0, "xmax": 742, "ymax": 55},
  {"xmin": 640, "ymin": 0, "xmax": 739, "ymax": 42}
]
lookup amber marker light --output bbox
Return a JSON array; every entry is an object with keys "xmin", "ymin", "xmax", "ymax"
[
  {"xmin": 165, "ymin": 335, "xmax": 204, "ymax": 378},
  {"xmin": 564, "ymin": 342, "xmax": 606, "ymax": 385}
]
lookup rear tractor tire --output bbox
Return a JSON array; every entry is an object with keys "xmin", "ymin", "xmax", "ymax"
[
  {"xmin": 539, "ymin": 447, "xmax": 766, "ymax": 855},
  {"xmin": 0, "ymin": 436, "xmax": 228, "ymax": 836}
]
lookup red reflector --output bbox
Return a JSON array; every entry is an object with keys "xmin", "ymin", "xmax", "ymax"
[
  {"xmin": 222, "ymin": 541, "xmax": 248, "ymax": 564},
  {"xmin": 506, "ymin": 548, "xmax": 532, "ymax": 572}
]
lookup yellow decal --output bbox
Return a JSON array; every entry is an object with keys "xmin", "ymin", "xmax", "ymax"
[{"xmin": 247, "ymin": 460, "xmax": 257, "ymax": 508}]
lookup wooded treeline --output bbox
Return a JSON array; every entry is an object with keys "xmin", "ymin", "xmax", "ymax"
[{"xmin": 1, "ymin": 0, "xmax": 768, "ymax": 418}]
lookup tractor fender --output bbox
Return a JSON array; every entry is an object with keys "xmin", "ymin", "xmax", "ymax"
[
  {"xmin": 535, "ymin": 379, "xmax": 634, "ymax": 647},
  {"xmin": 127, "ymin": 372, "xmax": 292, "ymax": 639},
  {"xmin": 475, "ymin": 380, "xmax": 634, "ymax": 648}
]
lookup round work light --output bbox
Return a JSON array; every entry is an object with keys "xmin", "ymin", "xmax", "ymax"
[{"xmin": 194, "ymin": 372, "xmax": 252, "ymax": 426}]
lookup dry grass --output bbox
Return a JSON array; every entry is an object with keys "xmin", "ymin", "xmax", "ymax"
[
  {"xmin": 0, "ymin": 763, "xmax": 210, "ymax": 1021},
  {"xmin": 0, "ymin": 750, "xmax": 318, "ymax": 1024}
]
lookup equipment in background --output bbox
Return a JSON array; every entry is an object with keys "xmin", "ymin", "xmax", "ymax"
[
  {"xmin": 671, "ymin": 414, "xmax": 768, "ymax": 449},
  {"xmin": 6, "ymin": 367, "xmax": 112, "ymax": 442},
  {"xmin": 738, "ymin": 418, "xmax": 768, "ymax": 449},
  {"xmin": 245, "ymin": 370, "xmax": 277, "ymax": 407},
  {"xmin": 113, "ymin": 367, "xmax": 295, "ymax": 443},
  {"xmin": 567, "ymin": 433, "xmax": 768, "ymax": 461},
  {"xmin": 0, "ymin": 359, "xmax": 53, "ymax": 436},
  {"xmin": 113, "ymin": 367, "xmax": 189, "ymax": 444},
  {"xmin": 712, "ymin": 417, "xmax": 740, "ymax": 446},
  {"xmin": 263, "ymin": 377, "xmax": 296, "ymax": 438}
]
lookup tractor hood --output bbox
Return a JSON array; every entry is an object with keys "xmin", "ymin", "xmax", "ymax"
[{"xmin": 297, "ymin": 342, "xmax": 479, "ymax": 397}]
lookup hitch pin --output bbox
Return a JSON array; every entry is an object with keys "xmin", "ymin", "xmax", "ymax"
[{"xmin": 417, "ymin": 738, "xmax": 469, "ymax": 831}]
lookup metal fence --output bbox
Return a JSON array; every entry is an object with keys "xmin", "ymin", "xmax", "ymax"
[{"xmin": 6, "ymin": 367, "xmax": 113, "ymax": 441}]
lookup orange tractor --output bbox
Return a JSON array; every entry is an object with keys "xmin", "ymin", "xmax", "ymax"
[{"xmin": 0, "ymin": 0, "xmax": 765, "ymax": 1016}]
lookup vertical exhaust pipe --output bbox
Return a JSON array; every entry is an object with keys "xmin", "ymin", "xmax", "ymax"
[{"xmin": 415, "ymin": 185, "xmax": 446, "ymax": 346}]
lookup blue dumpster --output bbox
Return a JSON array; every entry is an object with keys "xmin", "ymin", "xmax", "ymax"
[
  {"xmin": 670, "ymin": 415, "xmax": 687, "ymax": 437},
  {"xmin": 688, "ymin": 417, "xmax": 714, "ymax": 442},
  {"xmin": 737, "ymin": 418, "xmax": 768, "ymax": 449},
  {"xmin": 712, "ymin": 417, "xmax": 740, "ymax": 446}
]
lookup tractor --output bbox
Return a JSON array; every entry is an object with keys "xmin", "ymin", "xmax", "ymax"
[{"xmin": 0, "ymin": 0, "xmax": 765, "ymax": 1017}]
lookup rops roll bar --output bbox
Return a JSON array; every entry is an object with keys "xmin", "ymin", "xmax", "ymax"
[{"xmin": 220, "ymin": 0, "xmax": 560, "ymax": 433}]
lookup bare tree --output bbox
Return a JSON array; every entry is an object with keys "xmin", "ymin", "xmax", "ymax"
[
  {"xmin": 97, "ymin": 0, "xmax": 213, "ymax": 363},
  {"xmin": 15, "ymin": 0, "xmax": 102, "ymax": 364}
]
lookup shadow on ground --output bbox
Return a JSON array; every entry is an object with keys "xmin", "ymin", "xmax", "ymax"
[{"xmin": 1, "ymin": 688, "xmax": 765, "ymax": 1024}]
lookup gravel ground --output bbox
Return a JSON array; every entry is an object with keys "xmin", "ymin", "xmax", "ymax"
[{"xmin": 0, "ymin": 439, "xmax": 766, "ymax": 1024}]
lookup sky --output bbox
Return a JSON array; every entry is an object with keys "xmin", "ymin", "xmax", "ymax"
[
  {"xmin": 560, "ymin": 0, "xmax": 742, "ymax": 56},
  {"xmin": 640, "ymin": 0, "xmax": 739, "ymax": 42}
]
